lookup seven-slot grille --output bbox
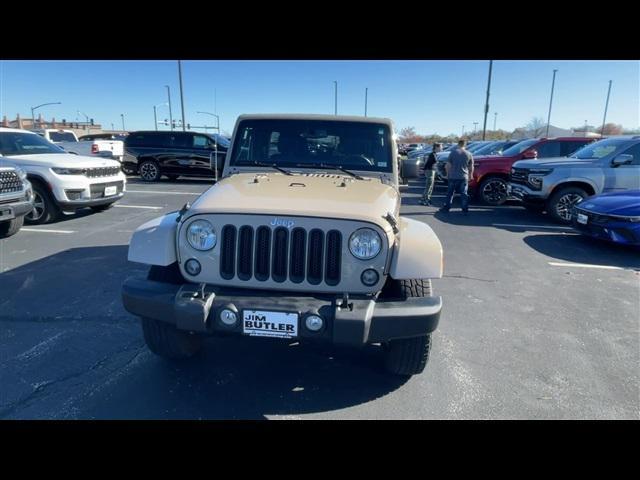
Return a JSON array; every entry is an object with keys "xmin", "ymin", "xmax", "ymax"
[
  {"xmin": 220, "ymin": 224, "xmax": 342, "ymax": 286},
  {"xmin": 0, "ymin": 170, "xmax": 22, "ymax": 195},
  {"xmin": 85, "ymin": 167, "xmax": 121, "ymax": 178}
]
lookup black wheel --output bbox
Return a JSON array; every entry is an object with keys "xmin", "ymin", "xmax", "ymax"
[
  {"xmin": 141, "ymin": 317, "xmax": 203, "ymax": 360},
  {"xmin": 382, "ymin": 279, "xmax": 433, "ymax": 376},
  {"xmin": 547, "ymin": 186, "xmax": 588, "ymax": 224},
  {"xmin": 479, "ymin": 176, "xmax": 508, "ymax": 205},
  {"xmin": 0, "ymin": 216, "xmax": 24, "ymax": 238},
  {"xmin": 139, "ymin": 160, "xmax": 161, "ymax": 182},
  {"xmin": 25, "ymin": 182, "xmax": 61, "ymax": 225},
  {"xmin": 90, "ymin": 203, "xmax": 114, "ymax": 212}
]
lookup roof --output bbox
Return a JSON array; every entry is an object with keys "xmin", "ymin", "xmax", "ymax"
[
  {"xmin": 0, "ymin": 127, "xmax": 38, "ymax": 134},
  {"xmin": 237, "ymin": 113, "xmax": 394, "ymax": 126}
]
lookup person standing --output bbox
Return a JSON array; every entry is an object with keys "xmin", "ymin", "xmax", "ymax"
[
  {"xmin": 440, "ymin": 139, "xmax": 473, "ymax": 214},
  {"xmin": 420, "ymin": 142, "xmax": 442, "ymax": 206}
]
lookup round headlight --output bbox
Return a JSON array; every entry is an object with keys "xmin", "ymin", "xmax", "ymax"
[
  {"xmin": 187, "ymin": 220, "xmax": 216, "ymax": 251},
  {"xmin": 349, "ymin": 228, "xmax": 382, "ymax": 260}
]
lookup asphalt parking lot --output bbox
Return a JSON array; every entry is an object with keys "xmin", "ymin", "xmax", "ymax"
[{"xmin": 1, "ymin": 176, "xmax": 638, "ymax": 419}]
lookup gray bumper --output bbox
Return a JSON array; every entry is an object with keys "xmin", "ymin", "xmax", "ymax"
[
  {"xmin": 0, "ymin": 199, "xmax": 34, "ymax": 221},
  {"xmin": 122, "ymin": 277, "xmax": 442, "ymax": 346},
  {"xmin": 58, "ymin": 193, "xmax": 124, "ymax": 210}
]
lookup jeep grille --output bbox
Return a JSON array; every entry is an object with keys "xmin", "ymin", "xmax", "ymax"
[{"xmin": 219, "ymin": 224, "xmax": 342, "ymax": 286}]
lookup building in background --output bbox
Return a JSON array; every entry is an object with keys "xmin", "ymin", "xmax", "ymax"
[{"xmin": 1, "ymin": 115, "xmax": 126, "ymax": 136}]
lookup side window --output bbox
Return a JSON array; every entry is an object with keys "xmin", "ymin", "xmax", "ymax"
[
  {"xmin": 535, "ymin": 141, "xmax": 562, "ymax": 158},
  {"xmin": 620, "ymin": 143, "xmax": 640, "ymax": 165},
  {"xmin": 192, "ymin": 135, "xmax": 208, "ymax": 149},
  {"xmin": 561, "ymin": 141, "xmax": 588, "ymax": 156},
  {"xmin": 170, "ymin": 134, "xmax": 191, "ymax": 149}
]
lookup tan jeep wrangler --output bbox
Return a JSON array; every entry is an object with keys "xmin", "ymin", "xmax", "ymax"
[{"xmin": 122, "ymin": 114, "xmax": 443, "ymax": 376}]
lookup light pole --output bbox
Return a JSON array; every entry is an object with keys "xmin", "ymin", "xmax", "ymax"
[
  {"xmin": 461, "ymin": 125, "xmax": 465, "ymax": 138},
  {"xmin": 601, "ymin": 80, "xmax": 613, "ymax": 136},
  {"xmin": 334, "ymin": 81, "xmax": 338, "ymax": 115},
  {"xmin": 584, "ymin": 120, "xmax": 588, "ymax": 135},
  {"xmin": 481, "ymin": 60, "xmax": 493, "ymax": 140},
  {"xmin": 31, "ymin": 102, "xmax": 61, "ymax": 128},
  {"xmin": 364, "ymin": 87, "xmax": 368, "ymax": 117},
  {"xmin": 196, "ymin": 111, "xmax": 220, "ymax": 134},
  {"xmin": 493, "ymin": 112, "xmax": 498, "ymax": 131},
  {"xmin": 165, "ymin": 85, "xmax": 173, "ymax": 131},
  {"xmin": 120, "ymin": 113, "xmax": 125, "ymax": 132},
  {"xmin": 546, "ymin": 69, "xmax": 558, "ymax": 137},
  {"xmin": 77, "ymin": 110, "xmax": 89, "ymax": 132},
  {"xmin": 178, "ymin": 60, "xmax": 186, "ymax": 131},
  {"xmin": 111, "ymin": 123, "xmax": 114, "ymax": 131},
  {"xmin": 154, "ymin": 103, "xmax": 168, "ymax": 131},
  {"xmin": 473, "ymin": 122, "xmax": 478, "ymax": 137}
]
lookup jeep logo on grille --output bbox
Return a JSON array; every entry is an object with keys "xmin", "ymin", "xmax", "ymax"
[{"xmin": 270, "ymin": 217, "xmax": 295, "ymax": 229}]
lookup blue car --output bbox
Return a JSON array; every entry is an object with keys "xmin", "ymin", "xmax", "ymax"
[{"xmin": 572, "ymin": 190, "xmax": 640, "ymax": 246}]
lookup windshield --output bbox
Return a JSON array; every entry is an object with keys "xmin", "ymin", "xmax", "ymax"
[
  {"xmin": 229, "ymin": 119, "xmax": 393, "ymax": 173},
  {"xmin": 501, "ymin": 139, "xmax": 538, "ymax": 156},
  {"xmin": 0, "ymin": 132, "xmax": 66, "ymax": 156},
  {"xmin": 570, "ymin": 138, "xmax": 632, "ymax": 160},
  {"xmin": 49, "ymin": 131, "xmax": 77, "ymax": 142},
  {"xmin": 209, "ymin": 133, "xmax": 231, "ymax": 148}
]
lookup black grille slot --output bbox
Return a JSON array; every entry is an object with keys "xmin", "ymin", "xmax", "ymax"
[
  {"xmin": 289, "ymin": 228, "xmax": 307, "ymax": 283},
  {"xmin": 220, "ymin": 225, "xmax": 237, "ymax": 279},
  {"xmin": 325, "ymin": 230, "xmax": 342, "ymax": 286},
  {"xmin": 237, "ymin": 226, "xmax": 254, "ymax": 280},
  {"xmin": 0, "ymin": 171, "xmax": 22, "ymax": 195},
  {"xmin": 307, "ymin": 229, "xmax": 324, "ymax": 285},
  {"xmin": 271, "ymin": 227, "xmax": 289, "ymax": 283},
  {"xmin": 254, "ymin": 226, "xmax": 271, "ymax": 281},
  {"xmin": 86, "ymin": 167, "xmax": 120, "ymax": 178}
]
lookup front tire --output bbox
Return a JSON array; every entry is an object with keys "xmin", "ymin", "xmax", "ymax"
[
  {"xmin": 139, "ymin": 160, "xmax": 161, "ymax": 182},
  {"xmin": 547, "ymin": 186, "xmax": 588, "ymax": 224},
  {"xmin": 25, "ymin": 182, "xmax": 61, "ymax": 225},
  {"xmin": 382, "ymin": 279, "xmax": 433, "ymax": 376},
  {"xmin": 479, "ymin": 176, "xmax": 509, "ymax": 205},
  {"xmin": 0, "ymin": 216, "xmax": 24, "ymax": 238}
]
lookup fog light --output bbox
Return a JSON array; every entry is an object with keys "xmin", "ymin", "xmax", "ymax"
[
  {"xmin": 220, "ymin": 309, "xmax": 237, "ymax": 326},
  {"xmin": 184, "ymin": 258, "xmax": 201, "ymax": 276},
  {"xmin": 305, "ymin": 314, "xmax": 324, "ymax": 332},
  {"xmin": 361, "ymin": 268, "xmax": 379, "ymax": 286}
]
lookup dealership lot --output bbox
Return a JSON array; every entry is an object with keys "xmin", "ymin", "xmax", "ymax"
[{"xmin": 1, "ymin": 178, "xmax": 638, "ymax": 419}]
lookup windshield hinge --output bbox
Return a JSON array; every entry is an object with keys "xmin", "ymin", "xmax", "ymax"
[
  {"xmin": 383, "ymin": 212, "xmax": 399, "ymax": 234},
  {"xmin": 176, "ymin": 202, "xmax": 191, "ymax": 222}
]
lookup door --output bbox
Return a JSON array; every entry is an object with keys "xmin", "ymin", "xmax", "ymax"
[
  {"xmin": 189, "ymin": 134, "xmax": 219, "ymax": 177},
  {"xmin": 604, "ymin": 143, "xmax": 640, "ymax": 191}
]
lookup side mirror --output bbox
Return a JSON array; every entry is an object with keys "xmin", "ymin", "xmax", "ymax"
[
  {"xmin": 523, "ymin": 150, "xmax": 538, "ymax": 159},
  {"xmin": 612, "ymin": 154, "xmax": 633, "ymax": 167}
]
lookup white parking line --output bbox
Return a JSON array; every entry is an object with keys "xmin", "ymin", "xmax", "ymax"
[
  {"xmin": 126, "ymin": 190, "xmax": 201, "ymax": 195},
  {"xmin": 20, "ymin": 228, "xmax": 75, "ymax": 234},
  {"xmin": 548, "ymin": 262, "xmax": 627, "ymax": 271},
  {"xmin": 113, "ymin": 205, "xmax": 163, "ymax": 210},
  {"xmin": 493, "ymin": 223, "xmax": 573, "ymax": 230}
]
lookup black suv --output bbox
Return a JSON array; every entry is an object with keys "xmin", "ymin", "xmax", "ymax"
[{"xmin": 123, "ymin": 131, "xmax": 229, "ymax": 181}]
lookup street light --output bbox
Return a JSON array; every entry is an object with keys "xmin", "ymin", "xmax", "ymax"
[
  {"xmin": 196, "ymin": 111, "xmax": 220, "ymax": 134},
  {"xmin": 546, "ymin": 69, "xmax": 558, "ymax": 137},
  {"xmin": 77, "ymin": 110, "xmax": 90, "ymax": 132},
  {"xmin": 31, "ymin": 102, "xmax": 61, "ymax": 128},
  {"xmin": 601, "ymin": 80, "xmax": 613, "ymax": 136},
  {"xmin": 120, "ymin": 114, "xmax": 125, "ymax": 132},
  {"xmin": 364, "ymin": 87, "xmax": 368, "ymax": 117},
  {"xmin": 154, "ymin": 103, "xmax": 168, "ymax": 131},
  {"xmin": 165, "ymin": 85, "xmax": 174, "ymax": 131},
  {"xmin": 493, "ymin": 112, "xmax": 498, "ymax": 131},
  {"xmin": 473, "ymin": 122, "xmax": 478, "ymax": 138},
  {"xmin": 334, "ymin": 81, "xmax": 338, "ymax": 115},
  {"xmin": 481, "ymin": 60, "xmax": 493, "ymax": 140},
  {"xmin": 178, "ymin": 60, "xmax": 186, "ymax": 132}
]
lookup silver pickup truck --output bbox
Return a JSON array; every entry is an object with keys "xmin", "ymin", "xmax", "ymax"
[
  {"xmin": 509, "ymin": 136, "xmax": 640, "ymax": 223},
  {"xmin": 32, "ymin": 129, "xmax": 124, "ymax": 162}
]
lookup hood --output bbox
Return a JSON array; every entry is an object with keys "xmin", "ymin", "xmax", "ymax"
[
  {"xmin": 0, "ymin": 157, "xmax": 19, "ymax": 170},
  {"xmin": 188, "ymin": 172, "xmax": 400, "ymax": 228},
  {"xmin": 4, "ymin": 153, "xmax": 121, "ymax": 168},
  {"xmin": 513, "ymin": 157, "xmax": 593, "ymax": 169},
  {"xmin": 578, "ymin": 190, "xmax": 640, "ymax": 217},
  {"xmin": 473, "ymin": 154, "xmax": 508, "ymax": 163}
]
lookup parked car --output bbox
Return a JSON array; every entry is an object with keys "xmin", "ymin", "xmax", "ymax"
[
  {"xmin": 510, "ymin": 136, "xmax": 640, "ymax": 222},
  {"xmin": 0, "ymin": 128, "xmax": 126, "ymax": 224},
  {"xmin": 471, "ymin": 140, "xmax": 520, "ymax": 156},
  {"xmin": 123, "ymin": 131, "xmax": 229, "ymax": 181},
  {"xmin": 0, "ymin": 157, "xmax": 34, "ymax": 238},
  {"xmin": 32, "ymin": 128, "xmax": 124, "ymax": 162},
  {"xmin": 570, "ymin": 190, "xmax": 640, "ymax": 247},
  {"xmin": 78, "ymin": 133, "xmax": 128, "ymax": 142},
  {"xmin": 468, "ymin": 137, "xmax": 597, "ymax": 205},
  {"xmin": 122, "ymin": 113, "xmax": 444, "ymax": 376}
]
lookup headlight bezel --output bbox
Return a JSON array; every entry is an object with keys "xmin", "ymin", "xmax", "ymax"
[
  {"xmin": 349, "ymin": 227, "xmax": 383, "ymax": 260},
  {"xmin": 186, "ymin": 219, "xmax": 217, "ymax": 251}
]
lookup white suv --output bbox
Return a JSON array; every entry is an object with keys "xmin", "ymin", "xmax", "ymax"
[{"xmin": 0, "ymin": 128, "xmax": 126, "ymax": 224}]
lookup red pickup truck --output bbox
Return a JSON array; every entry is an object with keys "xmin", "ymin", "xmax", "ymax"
[{"xmin": 470, "ymin": 137, "xmax": 597, "ymax": 205}]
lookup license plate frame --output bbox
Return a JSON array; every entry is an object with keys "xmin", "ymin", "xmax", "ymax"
[
  {"xmin": 242, "ymin": 310, "xmax": 299, "ymax": 339},
  {"xmin": 577, "ymin": 213, "xmax": 588, "ymax": 225},
  {"xmin": 104, "ymin": 185, "xmax": 117, "ymax": 196}
]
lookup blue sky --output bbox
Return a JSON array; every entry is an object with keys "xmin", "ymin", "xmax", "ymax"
[{"xmin": 1, "ymin": 60, "xmax": 637, "ymax": 136}]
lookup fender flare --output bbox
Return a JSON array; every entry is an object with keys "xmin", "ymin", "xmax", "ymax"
[
  {"xmin": 389, "ymin": 216, "xmax": 443, "ymax": 280},
  {"xmin": 128, "ymin": 212, "xmax": 179, "ymax": 266}
]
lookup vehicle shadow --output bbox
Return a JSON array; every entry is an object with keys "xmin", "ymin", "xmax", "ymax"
[
  {"xmin": 127, "ymin": 177, "xmax": 215, "ymax": 186},
  {"xmin": 1, "ymin": 245, "xmax": 409, "ymax": 419},
  {"xmin": 523, "ymin": 233, "xmax": 640, "ymax": 270}
]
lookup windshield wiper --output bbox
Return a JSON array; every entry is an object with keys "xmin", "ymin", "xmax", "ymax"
[
  {"xmin": 243, "ymin": 161, "xmax": 293, "ymax": 176},
  {"xmin": 294, "ymin": 163, "xmax": 365, "ymax": 180}
]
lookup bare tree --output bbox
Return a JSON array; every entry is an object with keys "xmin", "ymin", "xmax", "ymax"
[
  {"xmin": 597, "ymin": 123, "xmax": 624, "ymax": 135},
  {"xmin": 525, "ymin": 117, "xmax": 547, "ymax": 136}
]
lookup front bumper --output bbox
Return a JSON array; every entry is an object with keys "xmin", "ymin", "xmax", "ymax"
[
  {"xmin": 508, "ymin": 184, "xmax": 545, "ymax": 204},
  {"xmin": 572, "ymin": 215, "xmax": 640, "ymax": 246},
  {"xmin": 0, "ymin": 198, "xmax": 34, "ymax": 222},
  {"xmin": 122, "ymin": 277, "xmax": 442, "ymax": 346}
]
